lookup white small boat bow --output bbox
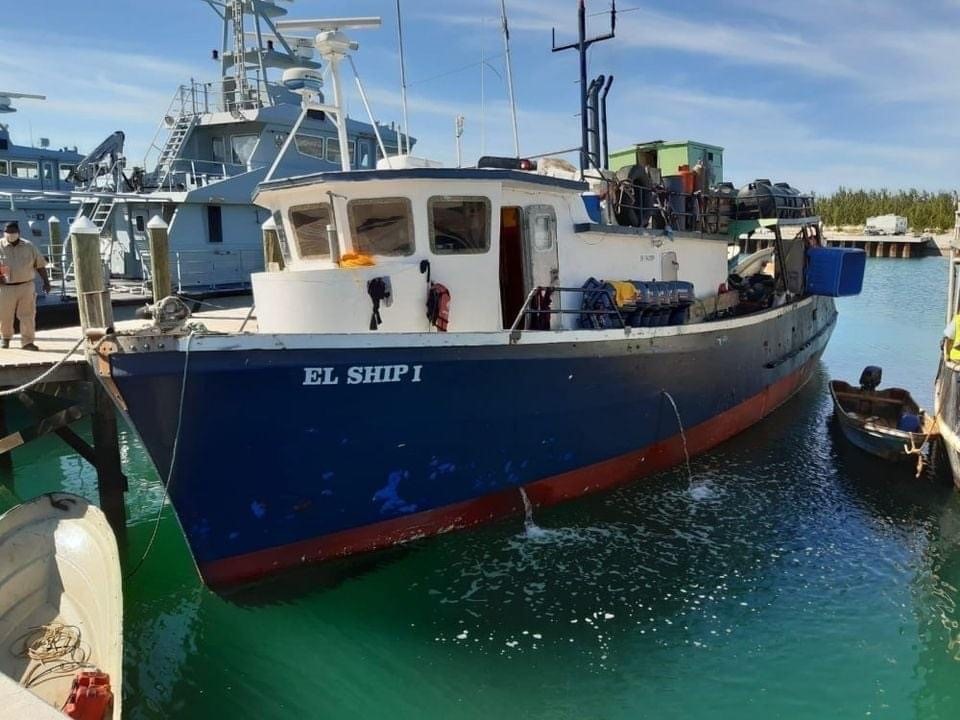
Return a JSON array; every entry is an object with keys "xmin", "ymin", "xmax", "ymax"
[{"xmin": 0, "ymin": 493, "xmax": 122, "ymax": 719}]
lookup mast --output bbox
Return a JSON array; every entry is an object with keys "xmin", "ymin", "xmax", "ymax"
[
  {"xmin": 231, "ymin": 0, "xmax": 250, "ymax": 105},
  {"xmin": 500, "ymin": 0, "xmax": 520, "ymax": 158},
  {"xmin": 395, "ymin": 1, "xmax": 411, "ymax": 155},
  {"xmin": 252, "ymin": 2, "xmax": 270, "ymax": 91},
  {"xmin": 552, "ymin": 0, "xmax": 616, "ymax": 176}
]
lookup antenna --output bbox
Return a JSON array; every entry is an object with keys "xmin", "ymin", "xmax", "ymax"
[
  {"xmin": 499, "ymin": 0, "xmax": 521, "ymax": 158},
  {"xmin": 395, "ymin": 1, "xmax": 411, "ymax": 156},
  {"xmin": 455, "ymin": 115, "xmax": 465, "ymax": 168},
  {"xmin": 275, "ymin": 17, "xmax": 382, "ymax": 32},
  {"xmin": 480, "ymin": 20, "xmax": 486, "ymax": 157},
  {"xmin": 552, "ymin": 0, "xmax": 617, "ymax": 176}
]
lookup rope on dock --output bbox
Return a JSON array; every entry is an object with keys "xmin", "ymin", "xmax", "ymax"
[
  {"xmin": 125, "ymin": 331, "xmax": 194, "ymax": 580},
  {"xmin": 0, "ymin": 337, "xmax": 86, "ymax": 397}
]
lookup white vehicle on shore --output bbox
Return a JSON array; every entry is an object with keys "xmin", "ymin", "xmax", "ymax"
[{"xmin": 865, "ymin": 214, "xmax": 908, "ymax": 236}]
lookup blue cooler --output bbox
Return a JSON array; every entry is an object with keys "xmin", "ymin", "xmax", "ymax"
[
  {"xmin": 805, "ymin": 247, "xmax": 866, "ymax": 297},
  {"xmin": 582, "ymin": 193, "xmax": 602, "ymax": 223}
]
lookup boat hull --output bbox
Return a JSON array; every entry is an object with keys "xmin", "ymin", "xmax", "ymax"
[
  {"xmin": 0, "ymin": 493, "xmax": 122, "ymax": 719},
  {"xmin": 107, "ymin": 296, "xmax": 836, "ymax": 587},
  {"xmin": 833, "ymin": 414, "xmax": 917, "ymax": 461},
  {"xmin": 829, "ymin": 381, "xmax": 929, "ymax": 462},
  {"xmin": 935, "ymin": 355, "xmax": 960, "ymax": 489}
]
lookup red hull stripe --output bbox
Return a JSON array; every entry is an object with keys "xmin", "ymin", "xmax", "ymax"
[{"xmin": 201, "ymin": 356, "xmax": 818, "ymax": 587}]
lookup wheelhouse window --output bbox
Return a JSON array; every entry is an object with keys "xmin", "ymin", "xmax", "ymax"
[
  {"xmin": 326, "ymin": 138, "xmax": 341, "ymax": 164},
  {"xmin": 376, "ymin": 144, "xmax": 398, "ymax": 161},
  {"xmin": 357, "ymin": 139, "xmax": 374, "ymax": 168},
  {"xmin": 58, "ymin": 164, "xmax": 75, "ymax": 182},
  {"xmin": 0, "ymin": 160, "xmax": 7, "ymax": 176},
  {"xmin": 11, "ymin": 161, "xmax": 38, "ymax": 179},
  {"xmin": 324, "ymin": 138, "xmax": 357, "ymax": 166},
  {"xmin": 289, "ymin": 204, "xmax": 332, "ymax": 259},
  {"xmin": 230, "ymin": 134, "xmax": 258, "ymax": 165},
  {"xmin": 294, "ymin": 134, "xmax": 325, "ymax": 159},
  {"xmin": 212, "ymin": 137, "xmax": 226, "ymax": 163},
  {"xmin": 428, "ymin": 196, "xmax": 491, "ymax": 254},
  {"xmin": 42, "ymin": 162, "xmax": 54, "ymax": 182},
  {"xmin": 347, "ymin": 197, "xmax": 414, "ymax": 256}
]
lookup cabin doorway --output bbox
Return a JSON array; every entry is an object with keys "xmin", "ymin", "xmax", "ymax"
[
  {"xmin": 499, "ymin": 206, "xmax": 526, "ymax": 329},
  {"xmin": 522, "ymin": 205, "xmax": 560, "ymax": 329}
]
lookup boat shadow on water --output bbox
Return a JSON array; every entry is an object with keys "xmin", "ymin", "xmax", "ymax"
[{"xmin": 220, "ymin": 545, "xmax": 419, "ymax": 607}]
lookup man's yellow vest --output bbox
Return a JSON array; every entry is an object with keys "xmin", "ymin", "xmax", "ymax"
[{"xmin": 950, "ymin": 314, "xmax": 960, "ymax": 361}]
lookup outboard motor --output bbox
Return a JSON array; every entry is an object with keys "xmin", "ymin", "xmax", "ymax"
[{"xmin": 859, "ymin": 366, "xmax": 882, "ymax": 392}]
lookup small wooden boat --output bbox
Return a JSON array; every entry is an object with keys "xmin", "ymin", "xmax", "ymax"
[
  {"xmin": 0, "ymin": 493, "xmax": 122, "ymax": 719},
  {"xmin": 830, "ymin": 366, "xmax": 936, "ymax": 462}
]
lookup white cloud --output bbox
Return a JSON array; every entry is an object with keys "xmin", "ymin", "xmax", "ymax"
[{"xmin": 0, "ymin": 36, "xmax": 207, "ymax": 162}]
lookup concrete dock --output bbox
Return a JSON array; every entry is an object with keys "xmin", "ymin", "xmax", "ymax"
[{"xmin": 822, "ymin": 232, "xmax": 938, "ymax": 258}]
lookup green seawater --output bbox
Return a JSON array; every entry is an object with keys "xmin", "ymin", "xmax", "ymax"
[{"xmin": 5, "ymin": 257, "xmax": 960, "ymax": 719}]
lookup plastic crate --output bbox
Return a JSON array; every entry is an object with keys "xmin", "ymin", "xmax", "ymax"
[{"xmin": 805, "ymin": 247, "xmax": 866, "ymax": 297}]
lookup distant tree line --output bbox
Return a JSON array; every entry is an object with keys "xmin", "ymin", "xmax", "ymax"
[{"xmin": 815, "ymin": 188, "xmax": 956, "ymax": 232}]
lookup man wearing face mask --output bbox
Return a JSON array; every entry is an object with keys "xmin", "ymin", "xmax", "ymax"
[{"xmin": 0, "ymin": 221, "xmax": 50, "ymax": 351}]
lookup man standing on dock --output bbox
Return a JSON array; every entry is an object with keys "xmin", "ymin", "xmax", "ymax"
[{"xmin": 0, "ymin": 221, "xmax": 50, "ymax": 351}]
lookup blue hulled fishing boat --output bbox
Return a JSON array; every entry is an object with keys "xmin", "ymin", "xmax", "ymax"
[{"xmin": 89, "ymin": 6, "xmax": 864, "ymax": 587}]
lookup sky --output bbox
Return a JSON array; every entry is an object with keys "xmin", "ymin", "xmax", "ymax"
[{"xmin": 0, "ymin": 0, "xmax": 958, "ymax": 194}]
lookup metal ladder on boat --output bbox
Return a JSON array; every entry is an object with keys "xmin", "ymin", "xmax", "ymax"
[
  {"xmin": 55, "ymin": 198, "xmax": 116, "ymax": 285},
  {"xmin": 155, "ymin": 115, "xmax": 198, "ymax": 189},
  {"xmin": 90, "ymin": 197, "xmax": 116, "ymax": 235}
]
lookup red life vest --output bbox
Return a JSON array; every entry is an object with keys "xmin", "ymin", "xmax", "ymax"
[{"xmin": 427, "ymin": 283, "xmax": 450, "ymax": 332}]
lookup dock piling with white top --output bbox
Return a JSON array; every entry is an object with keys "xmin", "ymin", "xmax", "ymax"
[
  {"xmin": 70, "ymin": 217, "xmax": 114, "ymax": 332},
  {"xmin": 147, "ymin": 215, "xmax": 171, "ymax": 301}
]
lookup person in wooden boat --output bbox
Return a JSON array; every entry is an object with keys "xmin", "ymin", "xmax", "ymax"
[{"xmin": 0, "ymin": 221, "xmax": 50, "ymax": 351}]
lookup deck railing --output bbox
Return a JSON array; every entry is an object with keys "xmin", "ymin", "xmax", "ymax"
[
  {"xmin": 508, "ymin": 286, "xmax": 627, "ymax": 343},
  {"xmin": 136, "ymin": 249, "xmax": 263, "ymax": 294},
  {"xmin": 160, "ymin": 159, "xmax": 249, "ymax": 190}
]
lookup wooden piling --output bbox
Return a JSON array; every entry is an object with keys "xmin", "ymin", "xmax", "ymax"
[
  {"xmin": 261, "ymin": 216, "xmax": 285, "ymax": 272},
  {"xmin": 70, "ymin": 217, "xmax": 113, "ymax": 332},
  {"xmin": 147, "ymin": 216, "xmax": 172, "ymax": 300},
  {"xmin": 91, "ymin": 381, "xmax": 126, "ymax": 546},
  {"xmin": 71, "ymin": 217, "xmax": 125, "ymax": 542}
]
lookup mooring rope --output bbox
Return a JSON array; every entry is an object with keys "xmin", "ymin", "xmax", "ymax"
[
  {"xmin": 905, "ymin": 417, "xmax": 939, "ymax": 479},
  {"xmin": 0, "ymin": 337, "xmax": 86, "ymax": 397},
  {"xmin": 125, "ymin": 331, "xmax": 195, "ymax": 580}
]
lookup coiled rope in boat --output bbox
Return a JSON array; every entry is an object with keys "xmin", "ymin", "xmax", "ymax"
[{"xmin": 10, "ymin": 622, "xmax": 94, "ymax": 689}]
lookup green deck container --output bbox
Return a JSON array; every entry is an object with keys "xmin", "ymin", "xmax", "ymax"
[{"xmin": 609, "ymin": 140, "xmax": 724, "ymax": 183}]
